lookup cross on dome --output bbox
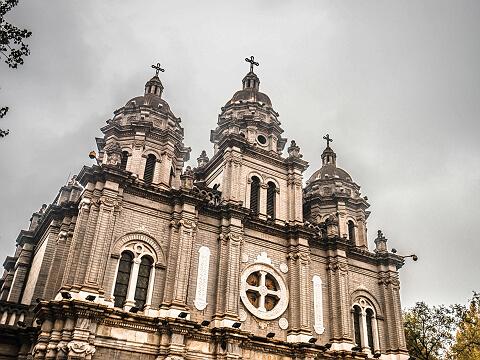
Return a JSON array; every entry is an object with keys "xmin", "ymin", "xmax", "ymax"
[
  {"xmin": 323, "ymin": 134, "xmax": 333, "ymax": 148},
  {"xmin": 245, "ymin": 56, "xmax": 259, "ymax": 73},
  {"xmin": 151, "ymin": 62, "xmax": 165, "ymax": 76}
]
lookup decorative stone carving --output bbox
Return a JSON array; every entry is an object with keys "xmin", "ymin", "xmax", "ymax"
[
  {"xmin": 312, "ymin": 275, "xmax": 325, "ymax": 334},
  {"xmin": 239, "ymin": 309, "xmax": 248, "ymax": 322},
  {"xmin": 255, "ymin": 251, "xmax": 272, "ymax": 265},
  {"xmin": 194, "ymin": 246, "xmax": 211, "ymax": 311},
  {"xmin": 279, "ymin": 263, "xmax": 288, "ymax": 273},
  {"xmin": 240, "ymin": 263, "xmax": 289, "ymax": 320},
  {"xmin": 241, "ymin": 254, "xmax": 249, "ymax": 263},
  {"xmin": 67, "ymin": 341, "xmax": 96, "ymax": 355},
  {"xmin": 279, "ymin": 317, "xmax": 289, "ymax": 330},
  {"xmin": 105, "ymin": 142, "xmax": 122, "ymax": 166}
]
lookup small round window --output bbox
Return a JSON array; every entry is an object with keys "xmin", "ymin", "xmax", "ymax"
[
  {"xmin": 240, "ymin": 263, "xmax": 289, "ymax": 320},
  {"xmin": 257, "ymin": 135, "xmax": 267, "ymax": 145}
]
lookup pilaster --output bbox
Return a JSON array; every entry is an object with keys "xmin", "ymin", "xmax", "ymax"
[
  {"xmin": 327, "ymin": 253, "xmax": 353, "ymax": 350},
  {"xmin": 7, "ymin": 242, "xmax": 34, "ymax": 302},
  {"xmin": 286, "ymin": 233, "xmax": 312, "ymax": 342},
  {"xmin": 213, "ymin": 215, "xmax": 244, "ymax": 327},
  {"xmin": 82, "ymin": 181, "xmax": 122, "ymax": 294}
]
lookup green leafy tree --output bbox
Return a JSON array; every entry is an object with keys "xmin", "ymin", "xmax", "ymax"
[
  {"xmin": 404, "ymin": 301, "xmax": 460, "ymax": 360},
  {"xmin": 0, "ymin": 0, "xmax": 32, "ymax": 136},
  {"xmin": 449, "ymin": 293, "xmax": 480, "ymax": 359}
]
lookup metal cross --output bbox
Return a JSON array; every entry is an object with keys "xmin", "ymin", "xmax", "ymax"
[
  {"xmin": 323, "ymin": 134, "xmax": 333, "ymax": 147},
  {"xmin": 151, "ymin": 62, "xmax": 165, "ymax": 76},
  {"xmin": 245, "ymin": 56, "xmax": 259, "ymax": 73}
]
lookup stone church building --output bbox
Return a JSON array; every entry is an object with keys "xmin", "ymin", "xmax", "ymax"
[{"xmin": 0, "ymin": 59, "xmax": 410, "ymax": 359}]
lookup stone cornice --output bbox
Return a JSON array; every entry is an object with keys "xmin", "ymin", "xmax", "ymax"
[{"xmin": 15, "ymin": 202, "xmax": 78, "ymax": 247}]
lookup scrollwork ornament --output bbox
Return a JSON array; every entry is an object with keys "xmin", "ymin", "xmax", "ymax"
[
  {"xmin": 228, "ymin": 232, "xmax": 243, "ymax": 244},
  {"xmin": 67, "ymin": 341, "xmax": 96, "ymax": 355}
]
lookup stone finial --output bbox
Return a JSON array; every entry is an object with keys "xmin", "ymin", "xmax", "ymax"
[
  {"xmin": 39, "ymin": 204, "xmax": 47, "ymax": 214},
  {"xmin": 181, "ymin": 166, "xmax": 194, "ymax": 189},
  {"xmin": 197, "ymin": 150, "xmax": 209, "ymax": 167},
  {"xmin": 287, "ymin": 140, "xmax": 302, "ymax": 158},
  {"xmin": 67, "ymin": 174, "xmax": 79, "ymax": 186},
  {"xmin": 374, "ymin": 230, "xmax": 388, "ymax": 253}
]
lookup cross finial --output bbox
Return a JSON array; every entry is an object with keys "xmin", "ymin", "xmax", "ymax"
[
  {"xmin": 245, "ymin": 55, "xmax": 259, "ymax": 73},
  {"xmin": 323, "ymin": 134, "xmax": 333, "ymax": 148},
  {"xmin": 151, "ymin": 62, "xmax": 165, "ymax": 76}
]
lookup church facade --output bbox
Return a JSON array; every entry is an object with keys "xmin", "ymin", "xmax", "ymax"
[{"xmin": 0, "ymin": 59, "xmax": 410, "ymax": 360}]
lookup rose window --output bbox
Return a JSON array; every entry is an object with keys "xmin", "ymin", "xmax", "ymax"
[{"xmin": 240, "ymin": 263, "xmax": 289, "ymax": 320}]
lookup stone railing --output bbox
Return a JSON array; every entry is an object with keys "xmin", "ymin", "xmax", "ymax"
[{"xmin": 0, "ymin": 301, "xmax": 31, "ymax": 327}]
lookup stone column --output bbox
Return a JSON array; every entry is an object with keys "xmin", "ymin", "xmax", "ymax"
[
  {"xmin": 124, "ymin": 257, "xmax": 141, "ymax": 308},
  {"xmin": 360, "ymin": 310, "xmax": 369, "ymax": 352},
  {"xmin": 258, "ymin": 184, "xmax": 268, "ymax": 220},
  {"xmin": 327, "ymin": 255, "xmax": 353, "ymax": 350},
  {"xmin": 214, "ymin": 217, "xmax": 243, "ymax": 327},
  {"xmin": 171, "ymin": 218, "xmax": 197, "ymax": 307},
  {"xmin": 286, "ymin": 175, "xmax": 303, "ymax": 224},
  {"xmin": 45, "ymin": 317, "xmax": 64, "ymax": 359},
  {"xmin": 379, "ymin": 271, "xmax": 407, "ymax": 354},
  {"xmin": 7, "ymin": 242, "xmax": 34, "ymax": 302},
  {"xmin": 221, "ymin": 149, "xmax": 243, "ymax": 203},
  {"xmin": 64, "ymin": 196, "xmax": 92, "ymax": 287},
  {"xmin": 82, "ymin": 183, "xmax": 121, "ymax": 293},
  {"xmin": 286, "ymin": 235, "xmax": 312, "ymax": 343},
  {"xmin": 33, "ymin": 317, "xmax": 53, "ymax": 360},
  {"xmin": 159, "ymin": 152, "xmax": 173, "ymax": 186}
]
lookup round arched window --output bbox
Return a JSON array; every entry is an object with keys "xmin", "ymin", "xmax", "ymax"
[{"xmin": 240, "ymin": 263, "xmax": 288, "ymax": 320}]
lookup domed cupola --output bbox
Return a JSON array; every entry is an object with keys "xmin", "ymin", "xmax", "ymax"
[
  {"xmin": 96, "ymin": 63, "xmax": 191, "ymax": 189},
  {"xmin": 211, "ymin": 56, "xmax": 287, "ymax": 154},
  {"xmin": 304, "ymin": 135, "xmax": 370, "ymax": 248}
]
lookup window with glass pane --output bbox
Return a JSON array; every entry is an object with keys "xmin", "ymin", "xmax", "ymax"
[
  {"xmin": 144, "ymin": 154, "xmax": 156, "ymax": 184},
  {"xmin": 120, "ymin": 151, "xmax": 129, "ymax": 170},
  {"xmin": 348, "ymin": 220, "xmax": 356, "ymax": 242},
  {"xmin": 250, "ymin": 176, "xmax": 260, "ymax": 214},
  {"xmin": 113, "ymin": 252, "xmax": 133, "ymax": 308},
  {"xmin": 266, "ymin": 182, "xmax": 276, "ymax": 219},
  {"xmin": 353, "ymin": 305, "xmax": 362, "ymax": 346},
  {"xmin": 366, "ymin": 309, "xmax": 374, "ymax": 349},
  {"xmin": 134, "ymin": 256, "xmax": 153, "ymax": 309}
]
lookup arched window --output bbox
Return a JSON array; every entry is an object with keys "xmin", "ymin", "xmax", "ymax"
[
  {"xmin": 266, "ymin": 182, "xmax": 276, "ymax": 219},
  {"xmin": 250, "ymin": 176, "xmax": 260, "ymax": 214},
  {"xmin": 353, "ymin": 305, "xmax": 362, "ymax": 347},
  {"xmin": 113, "ymin": 251, "xmax": 133, "ymax": 308},
  {"xmin": 366, "ymin": 308, "xmax": 374, "ymax": 350},
  {"xmin": 348, "ymin": 220, "xmax": 356, "ymax": 242},
  {"xmin": 134, "ymin": 256, "xmax": 153, "ymax": 309},
  {"xmin": 352, "ymin": 298, "xmax": 380, "ymax": 353},
  {"xmin": 120, "ymin": 151, "xmax": 129, "ymax": 171},
  {"xmin": 144, "ymin": 154, "xmax": 156, "ymax": 184}
]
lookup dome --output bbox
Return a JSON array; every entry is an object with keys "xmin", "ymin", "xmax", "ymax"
[
  {"xmin": 226, "ymin": 88, "xmax": 272, "ymax": 107},
  {"xmin": 308, "ymin": 164, "xmax": 352, "ymax": 183},
  {"xmin": 224, "ymin": 70, "xmax": 273, "ymax": 108},
  {"xmin": 125, "ymin": 94, "xmax": 172, "ymax": 113}
]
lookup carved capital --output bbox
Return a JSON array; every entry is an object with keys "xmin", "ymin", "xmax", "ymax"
[
  {"xmin": 179, "ymin": 219, "xmax": 197, "ymax": 230},
  {"xmin": 327, "ymin": 258, "xmax": 348, "ymax": 274}
]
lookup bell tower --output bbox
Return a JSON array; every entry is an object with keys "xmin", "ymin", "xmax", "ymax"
[
  {"xmin": 195, "ymin": 56, "xmax": 308, "ymax": 224},
  {"xmin": 304, "ymin": 135, "xmax": 370, "ymax": 247},
  {"xmin": 96, "ymin": 63, "xmax": 190, "ymax": 189}
]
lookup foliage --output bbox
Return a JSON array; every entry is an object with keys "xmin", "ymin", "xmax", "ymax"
[
  {"xmin": 448, "ymin": 293, "xmax": 480, "ymax": 359},
  {"xmin": 0, "ymin": 0, "xmax": 31, "ymax": 68},
  {"xmin": 0, "ymin": 0, "xmax": 32, "ymax": 137},
  {"xmin": 404, "ymin": 301, "xmax": 460, "ymax": 360}
]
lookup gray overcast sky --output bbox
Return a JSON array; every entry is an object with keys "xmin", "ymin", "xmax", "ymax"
[{"xmin": 1, "ymin": 0, "xmax": 479, "ymax": 308}]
